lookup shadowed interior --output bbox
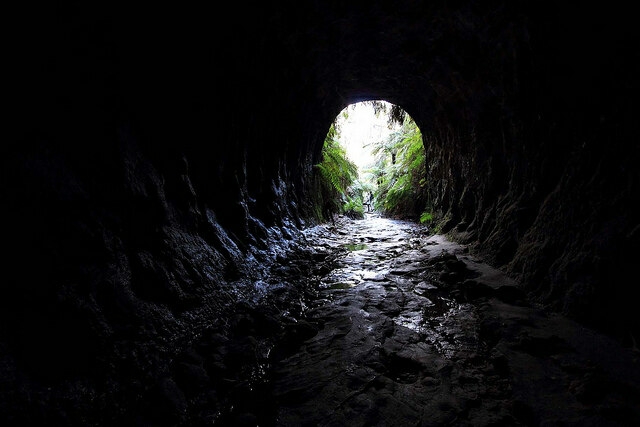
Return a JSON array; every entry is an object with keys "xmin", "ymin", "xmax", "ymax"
[{"xmin": 3, "ymin": 1, "xmax": 639, "ymax": 425}]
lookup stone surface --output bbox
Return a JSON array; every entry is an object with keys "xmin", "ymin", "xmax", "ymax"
[{"xmin": 271, "ymin": 216, "xmax": 640, "ymax": 426}]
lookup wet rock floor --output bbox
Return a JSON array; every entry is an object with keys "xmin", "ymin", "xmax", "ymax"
[{"xmin": 191, "ymin": 215, "xmax": 640, "ymax": 426}]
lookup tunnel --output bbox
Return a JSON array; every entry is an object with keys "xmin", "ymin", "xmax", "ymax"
[{"xmin": 3, "ymin": 1, "xmax": 640, "ymax": 425}]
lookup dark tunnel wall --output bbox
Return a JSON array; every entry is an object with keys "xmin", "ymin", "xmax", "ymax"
[{"xmin": 3, "ymin": 0, "xmax": 639, "ymax": 423}]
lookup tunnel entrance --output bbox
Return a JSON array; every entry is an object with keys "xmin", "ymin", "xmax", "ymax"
[{"xmin": 316, "ymin": 100, "xmax": 429, "ymax": 223}]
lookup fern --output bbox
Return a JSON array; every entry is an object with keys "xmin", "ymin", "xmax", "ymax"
[
  {"xmin": 315, "ymin": 126, "xmax": 360, "ymax": 221},
  {"xmin": 373, "ymin": 112, "xmax": 428, "ymax": 219}
]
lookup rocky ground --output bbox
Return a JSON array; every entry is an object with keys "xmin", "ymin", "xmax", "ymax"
[
  {"xmin": 179, "ymin": 214, "xmax": 640, "ymax": 426},
  {"xmin": 5, "ymin": 215, "xmax": 636, "ymax": 426}
]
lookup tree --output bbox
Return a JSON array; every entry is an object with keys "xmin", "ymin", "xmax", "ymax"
[{"xmin": 371, "ymin": 114, "xmax": 428, "ymax": 220}]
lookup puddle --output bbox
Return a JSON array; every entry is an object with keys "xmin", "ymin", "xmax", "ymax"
[
  {"xmin": 325, "ymin": 281, "xmax": 357, "ymax": 290},
  {"xmin": 343, "ymin": 243, "xmax": 368, "ymax": 251}
]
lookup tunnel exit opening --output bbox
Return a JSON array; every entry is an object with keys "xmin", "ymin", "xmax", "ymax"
[{"xmin": 316, "ymin": 100, "xmax": 430, "ymax": 224}]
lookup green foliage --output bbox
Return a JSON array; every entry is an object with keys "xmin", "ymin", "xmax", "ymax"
[
  {"xmin": 371, "ymin": 114, "xmax": 428, "ymax": 219},
  {"xmin": 315, "ymin": 102, "xmax": 430, "ymax": 224},
  {"xmin": 315, "ymin": 123, "xmax": 361, "ymax": 221},
  {"xmin": 343, "ymin": 198, "xmax": 364, "ymax": 219},
  {"xmin": 420, "ymin": 211, "xmax": 433, "ymax": 224},
  {"xmin": 317, "ymin": 126, "xmax": 358, "ymax": 194}
]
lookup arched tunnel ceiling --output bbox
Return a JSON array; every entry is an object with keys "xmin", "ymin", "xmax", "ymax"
[
  {"xmin": 7, "ymin": 0, "xmax": 639, "ymax": 336},
  {"xmin": 8, "ymin": 0, "xmax": 639, "ymax": 332}
]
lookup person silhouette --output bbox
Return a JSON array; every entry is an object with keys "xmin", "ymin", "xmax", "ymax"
[{"xmin": 366, "ymin": 192, "xmax": 373, "ymax": 212}]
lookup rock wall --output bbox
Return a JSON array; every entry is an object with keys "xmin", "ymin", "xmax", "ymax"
[{"xmin": 416, "ymin": 3, "xmax": 639, "ymax": 343}]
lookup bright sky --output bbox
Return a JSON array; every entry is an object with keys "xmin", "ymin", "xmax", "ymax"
[{"xmin": 335, "ymin": 101, "xmax": 394, "ymax": 172}]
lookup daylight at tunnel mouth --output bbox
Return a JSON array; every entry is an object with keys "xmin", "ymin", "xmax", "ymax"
[
  {"xmin": 317, "ymin": 100, "xmax": 429, "ymax": 224},
  {"xmin": 3, "ymin": 1, "xmax": 640, "ymax": 426}
]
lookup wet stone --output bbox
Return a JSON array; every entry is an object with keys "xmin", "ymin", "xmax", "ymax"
[{"xmin": 211, "ymin": 214, "xmax": 640, "ymax": 427}]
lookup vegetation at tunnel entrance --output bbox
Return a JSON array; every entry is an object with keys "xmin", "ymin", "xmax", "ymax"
[
  {"xmin": 315, "ymin": 122, "xmax": 362, "ymax": 220},
  {"xmin": 315, "ymin": 101, "xmax": 432, "ymax": 223},
  {"xmin": 370, "ymin": 110, "xmax": 428, "ymax": 221}
]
